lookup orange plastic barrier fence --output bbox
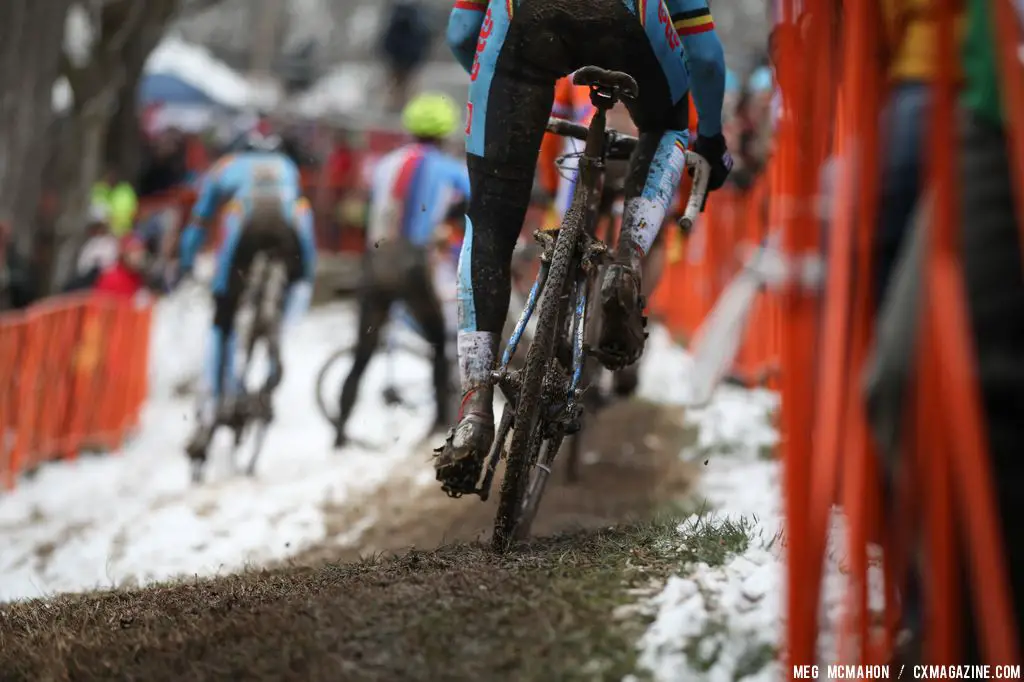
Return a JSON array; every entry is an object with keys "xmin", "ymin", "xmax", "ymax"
[
  {"xmin": 766, "ymin": 0, "xmax": 1022, "ymax": 675},
  {"xmin": 649, "ymin": 0, "xmax": 1022, "ymax": 670},
  {"xmin": 648, "ymin": 177, "xmax": 782, "ymax": 389},
  {"xmin": 0, "ymin": 293, "xmax": 152, "ymax": 490}
]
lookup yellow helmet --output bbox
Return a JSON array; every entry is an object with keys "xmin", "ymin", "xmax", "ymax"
[{"xmin": 402, "ymin": 92, "xmax": 460, "ymax": 139}]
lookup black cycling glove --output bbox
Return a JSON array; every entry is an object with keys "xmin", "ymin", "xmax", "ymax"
[{"xmin": 691, "ymin": 133, "xmax": 734, "ymax": 192}]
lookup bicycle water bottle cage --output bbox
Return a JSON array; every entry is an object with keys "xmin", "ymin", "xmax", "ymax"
[{"xmin": 572, "ymin": 66, "xmax": 639, "ymax": 108}]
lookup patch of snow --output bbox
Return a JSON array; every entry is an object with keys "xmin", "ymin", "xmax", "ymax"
[
  {"xmin": 0, "ymin": 286, "xmax": 441, "ymax": 602},
  {"xmin": 632, "ymin": 327, "xmax": 880, "ymax": 681},
  {"xmin": 288, "ymin": 64, "xmax": 375, "ymax": 117},
  {"xmin": 145, "ymin": 35, "xmax": 280, "ymax": 110}
]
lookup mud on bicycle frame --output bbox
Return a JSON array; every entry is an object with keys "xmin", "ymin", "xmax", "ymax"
[{"xmin": 438, "ymin": 66, "xmax": 711, "ymax": 550}]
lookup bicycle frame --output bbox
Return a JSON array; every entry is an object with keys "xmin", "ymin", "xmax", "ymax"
[
  {"xmin": 476, "ymin": 79, "xmax": 711, "ymax": 508},
  {"xmin": 477, "ymin": 101, "xmax": 618, "ymax": 500}
]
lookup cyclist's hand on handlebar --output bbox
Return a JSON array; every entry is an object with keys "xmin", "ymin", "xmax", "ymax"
[{"xmin": 691, "ymin": 133, "xmax": 733, "ymax": 192}]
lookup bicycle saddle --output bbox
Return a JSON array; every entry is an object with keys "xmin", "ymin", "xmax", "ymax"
[{"xmin": 573, "ymin": 67, "xmax": 639, "ymax": 100}]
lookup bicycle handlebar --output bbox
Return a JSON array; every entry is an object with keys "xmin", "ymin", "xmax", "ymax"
[
  {"xmin": 679, "ymin": 153, "xmax": 710, "ymax": 234},
  {"xmin": 545, "ymin": 116, "xmax": 711, "ymax": 232},
  {"xmin": 545, "ymin": 117, "xmax": 637, "ymax": 161}
]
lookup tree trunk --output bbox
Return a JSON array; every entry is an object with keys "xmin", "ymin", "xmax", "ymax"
[
  {"xmin": 48, "ymin": 0, "xmax": 197, "ymax": 291},
  {"xmin": 104, "ymin": 6, "xmax": 177, "ymax": 182},
  {"xmin": 104, "ymin": 70, "xmax": 144, "ymax": 182},
  {"xmin": 0, "ymin": 0, "xmax": 75, "ymax": 256}
]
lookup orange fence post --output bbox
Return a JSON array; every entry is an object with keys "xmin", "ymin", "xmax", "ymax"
[
  {"xmin": 919, "ymin": 0, "xmax": 1022, "ymax": 664},
  {"xmin": 991, "ymin": 0, "xmax": 1024, "ymax": 263},
  {"xmin": 0, "ymin": 314, "xmax": 26, "ymax": 489},
  {"xmin": 0, "ymin": 293, "xmax": 155, "ymax": 491}
]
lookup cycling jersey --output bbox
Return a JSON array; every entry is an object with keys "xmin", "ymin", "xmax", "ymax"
[
  {"xmin": 367, "ymin": 143, "xmax": 470, "ymax": 248},
  {"xmin": 180, "ymin": 151, "xmax": 313, "ymax": 276}
]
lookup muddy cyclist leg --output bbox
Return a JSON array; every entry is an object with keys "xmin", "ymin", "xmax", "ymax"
[
  {"xmin": 189, "ymin": 211, "xmax": 249, "ymax": 460},
  {"xmin": 405, "ymin": 255, "xmax": 451, "ymax": 433},
  {"xmin": 436, "ymin": 0, "xmax": 560, "ymax": 487},
  {"xmin": 335, "ymin": 288, "xmax": 392, "ymax": 448},
  {"xmin": 589, "ymin": 0, "xmax": 695, "ymax": 370}
]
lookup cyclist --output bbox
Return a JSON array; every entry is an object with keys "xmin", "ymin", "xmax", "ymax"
[
  {"xmin": 332, "ymin": 92, "xmax": 470, "ymax": 448},
  {"xmin": 177, "ymin": 131, "xmax": 318, "ymax": 464},
  {"xmin": 436, "ymin": 0, "xmax": 732, "ymax": 490}
]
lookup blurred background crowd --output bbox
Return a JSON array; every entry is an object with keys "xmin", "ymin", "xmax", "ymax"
[{"xmin": 0, "ymin": 0, "xmax": 777, "ymax": 315}]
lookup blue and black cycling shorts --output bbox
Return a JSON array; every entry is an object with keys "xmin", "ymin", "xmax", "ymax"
[
  {"xmin": 453, "ymin": 0, "xmax": 694, "ymax": 334},
  {"xmin": 463, "ymin": 0, "xmax": 690, "ymax": 179},
  {"xmin": 211, "ymin": 201, "xmax": 305, "ymax": 332}
]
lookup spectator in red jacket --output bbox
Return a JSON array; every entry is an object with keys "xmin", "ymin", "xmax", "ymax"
[{"xmin": 94, "ymin": 235, "xmax": 148, "ymax": 300}]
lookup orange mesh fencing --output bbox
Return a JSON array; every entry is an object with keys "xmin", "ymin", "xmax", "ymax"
[
  {"xmin": 649, "ymin": 0, "xmax": 1022, "ymax": 669},
  {"xmin": 0, "ymin": 293, "xmax": 152, "ymax": 490},
  {"xmin": 648, "ymin": 176, "xmax": 781, "ymax": 389}
]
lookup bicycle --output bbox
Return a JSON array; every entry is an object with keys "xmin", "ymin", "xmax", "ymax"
[
  {"xmin": 187, "ymin": 251, "xmax": 289, "ymax": 483},
  {"xmin": 443, "ymin": 67, "xmax": 710, "ymax": 551},
  {"xmin": 314, "ymin": 242, "xmax": 542, "ymax": 446},
  {"xmin": 314, "ymin": 302, "xmax": 461, "ymax": 449}
]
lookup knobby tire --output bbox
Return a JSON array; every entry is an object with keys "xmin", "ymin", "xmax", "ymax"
[{"xmin": 492, "ymin": 191, "xmax": 587, "ymax": 551}]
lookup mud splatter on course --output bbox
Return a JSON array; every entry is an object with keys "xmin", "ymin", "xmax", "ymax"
[{"xmin": 299, "ymin": 397, "xmax": 699, "ymax": 564}]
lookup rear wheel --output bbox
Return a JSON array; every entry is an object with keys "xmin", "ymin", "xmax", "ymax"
[
  {"xmin": 492, "ymin": 193, "xmax": 586, "ymax": 551},
  {"xmin": 232, "ymin": 258, "xmax": 288, "ymax": 477}
]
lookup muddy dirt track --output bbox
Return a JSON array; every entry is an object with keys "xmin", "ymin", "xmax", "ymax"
[
  {"xmin": 0, "ymin": 398, "xmax": 706, "ymax": 682},
  {"xmin": 303, "ymin": 396, "xmax": 700, "ymax": 565}
]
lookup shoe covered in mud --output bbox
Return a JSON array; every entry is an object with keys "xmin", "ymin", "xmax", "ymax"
[
  {"xmin": 434, "ymin": 388, "xmax": 494, "ymax": 498},
  {"xmin": 594, "ymin": 263, "xmax": 648, "ymax": 370}
]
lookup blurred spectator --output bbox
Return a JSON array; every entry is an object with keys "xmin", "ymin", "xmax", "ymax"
[
  {"xmin": 379, "ymin": 0, "xmax": 435, "ymax": 112},
  {"xmin": 64, "ymin": 204, "xmax": 119, "ymax": 292},
  {"xmin": 93, "ymin": 235, "xmax": 149, "ymax": 300},
  {"xmin": 0, "ymin": 219, "xmax": 38, "ymax": 312},
  {"xmin": 183, "ymin": 133, "xmax": 209, "ymax": 182},
  {"xmin": 872, "ymin": 0, "xmax": 939, "ymax": 311},
  {"xmin": 327, "ymin": 129, "xmax": 357, "ymax": 191},
  {"xmin": 727, "ymin": 77, "xmax": 773, "ymax": 191},
  {"xmin": 137, "ymin": 129, "xmax": 188, "ymax": 197},
  {"xmin": 317, "ymin": 129, "xmax": 361, "ymax": 249},
  {"xmin": 137, "ymin": 129, "xmax": 189, "ymax": 262},
  {"xmin": 91, "ymin": 168, "xmax": 138, "ymax": 237},
  {"xmin": 866, "ymin": 0, "xmax": 1024, "ymax": 662}
]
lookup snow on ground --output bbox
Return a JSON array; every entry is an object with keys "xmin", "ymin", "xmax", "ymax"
[
  {"xmin": 630, "ymin": 328, "xmax": 831, "ymax": 681},
  {"xmin": 0, "ymin": 287, "xmax": 441, "ymax": 603},
  {"xmin": 632, "ymin": 328, "xmax": 885, "ymax": 681},
  {"xmin": 631, "ymin": 328, "xmax": 785, "ymax": 682}
]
